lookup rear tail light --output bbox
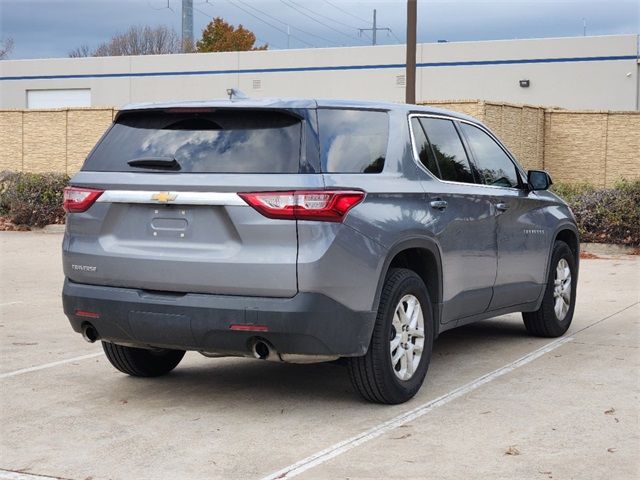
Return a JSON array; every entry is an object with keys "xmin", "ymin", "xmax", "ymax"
[
  {"xmin": 63, "ymin": 187, "xmax": 104, "ymax": 213},
  {"xmin": 239, "ymin": 190, "xmax": 365, "ymax": 222}
]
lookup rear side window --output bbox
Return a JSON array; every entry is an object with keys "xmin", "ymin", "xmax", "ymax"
[
  {"xmin": 83, "ymin": 109, "xmax": 302, "ymax": 173},
  {"xmin": 418, "ymin": 117, "xmax": 475, "ymax": 184},
  {"xmin": 318, "ymin": 109, "xmax": 389, "ymax": 173},
  {"xmin": 460, "ymin": 123, "xmax": 519, "ymax": 188}
]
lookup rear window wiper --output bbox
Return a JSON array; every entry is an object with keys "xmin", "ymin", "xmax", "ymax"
[{"xmin": 127, "ymin": 157, "xmax": 181, "ymax": 171}]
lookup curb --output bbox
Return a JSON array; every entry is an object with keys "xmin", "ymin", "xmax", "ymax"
[
  {"xmin": 582, "ymin": 242, "xmax": 636, "ymax": 256},
  {"xmin": 38, "ymin": 224, "xmax": 66, "ymax": 234}
]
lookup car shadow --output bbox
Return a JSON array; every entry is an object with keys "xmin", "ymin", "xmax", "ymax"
[{"xmin": 104, "ymin": 315, "xmax": 533, "ymax": 406}]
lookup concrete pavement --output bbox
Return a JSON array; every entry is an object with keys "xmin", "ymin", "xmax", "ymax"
[{"xmin": 0, "ymin": 232, "xmax": 638, "ymax": 480}]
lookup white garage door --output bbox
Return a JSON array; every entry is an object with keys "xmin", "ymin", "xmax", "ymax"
[{"xmin": 26, "ymin": 89, "xmax": 91, "ymax": 108}]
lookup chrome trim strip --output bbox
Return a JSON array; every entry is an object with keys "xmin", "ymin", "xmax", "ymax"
[
  {"xmin": 96, "ymin": 190, "xmax": 246, "ymax": 206},
  {"xmin": 407, "ymin": 113, "xmax": 526, "ymax": 191}
]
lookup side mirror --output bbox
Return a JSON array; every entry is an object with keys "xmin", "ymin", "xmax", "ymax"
[{"xmin": 527, "ymin": 170, "xmax": 552, "ymax": 191}]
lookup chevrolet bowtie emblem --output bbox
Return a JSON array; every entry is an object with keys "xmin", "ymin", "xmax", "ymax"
[{"xmin": 151, "ymin": 192, "xmax": 177, "ymax": 203}]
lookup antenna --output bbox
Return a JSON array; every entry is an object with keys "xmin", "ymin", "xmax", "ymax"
[
  {"xmin": 227, "ymin": 88, "xmax": 248, "ymax": 100},
  {"xmin": 358, "ymin": 9, "xmax": 391, "ymax": 46}
]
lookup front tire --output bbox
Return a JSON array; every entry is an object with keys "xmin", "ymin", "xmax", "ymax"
[
  {"xmin": 348, "ymin": 268, "xmax": 434, "ymax": 404},
  {"xmin": 522, "ymin": 240, "xmax": 577, "ymax": 337},
  {"xmin": 102, "ymin": 341, "xmax": 185, "ymax": 377}
]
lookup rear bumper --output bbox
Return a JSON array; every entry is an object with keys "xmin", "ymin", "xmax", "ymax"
[{"xmin": 62, "ymin": 279, "xmax": 376, "ymax": 357}]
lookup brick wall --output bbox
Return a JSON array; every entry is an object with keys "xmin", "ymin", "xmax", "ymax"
[
  {"xmin": 0, "ymin": 108, "xmax": 115, "ymax": 175},
  {"xmin": 427, "ymin": 100, "xmax": 639, "ymax": 186},
  {"xmin": 0, "ymin": 104, "xmax": 638, "ymax": 186}
]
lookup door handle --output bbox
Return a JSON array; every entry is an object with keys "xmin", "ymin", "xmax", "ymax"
[
  {"xmin": 495, "ymin": 202, "xmax": 509, "ymax": 212},
  {"xmin": 430, "ymin": 200, "xmax": 448, "ymax": 210}
]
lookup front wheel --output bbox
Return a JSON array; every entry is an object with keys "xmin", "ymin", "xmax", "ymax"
[
  {"xmin": 102, "ymin": 341, "xmax": 185, "ymax": 377},
  {"xmin": 348, "ymin": 268, "xmax": 434, "ymax": 404},
  {"xmin": 522, "ymin": 240, "xmax": 577, "ymax": 337}
]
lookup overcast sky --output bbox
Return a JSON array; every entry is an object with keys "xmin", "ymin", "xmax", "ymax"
[{"xmin": 1, "ymin": 0, "xmax": 638, "ymax": 59}]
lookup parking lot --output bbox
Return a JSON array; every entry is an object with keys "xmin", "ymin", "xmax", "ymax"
[{"xmin": 1, "ymin": 231, "xmax": 638, "ymax": 480}]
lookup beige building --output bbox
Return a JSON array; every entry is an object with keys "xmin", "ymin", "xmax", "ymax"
[{"xmin": 1, "ymin": 34, "xmax": 638, "ymax": 110}]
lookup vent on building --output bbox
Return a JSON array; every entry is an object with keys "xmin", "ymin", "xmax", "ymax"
[
  {"xmin": 395, "ymin": 75, "xmax": 406, "ymax": 87},
  {"xmin": 252, "ymin": 79, "xmax": 262, "ymax": 90}
]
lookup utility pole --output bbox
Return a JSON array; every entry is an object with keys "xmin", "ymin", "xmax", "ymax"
[
  {"xmin": 182, "ymin": 0, "xmax": 194, "ymax": 52},
  {"xmin": 287, "ymin": 25, "xmax": 291, "ymax": 49},
  {"xmin": 373, "ymin": 9, "xmax": 377, "ymax": 45},
  {"xmin": 405, "ymin": 0, "xmax": 417, "ymax": 104},
  {"xmin": 358, "ymin": 9, "xmax": 391, "ymax": 46}
]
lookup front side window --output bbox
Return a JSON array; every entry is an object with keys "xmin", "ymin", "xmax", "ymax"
[
  {"xmin": 460, "ymin": 123, "xmax": 519, "ymax": 188},
  {"xmin": 419, "ymin": 117, "xmax": 475, "ymax": 184},
  {"xmin": 318, "ymin": 109, "xmax": 389, "ymax": 173}
]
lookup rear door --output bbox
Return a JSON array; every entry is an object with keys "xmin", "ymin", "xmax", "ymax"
[
  {"xmin": 63, "ymin": 107, "xmax": 320, "ymax": 297},
  {"xmin": 410, "ymin": 115, "xmax": 498, "ymax": 323}
]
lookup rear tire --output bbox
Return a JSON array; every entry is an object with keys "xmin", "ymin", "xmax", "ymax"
[
  {"xmin": 522, "ymin": 240, "xmax": 577, "ymax": 337},
  {"xmin": 348, "ymin": 268, "xmax": 434, "ymax": 404},
  {"xmin": 102, "ymin": 341, "xmax": 185, "ymax": 377}
]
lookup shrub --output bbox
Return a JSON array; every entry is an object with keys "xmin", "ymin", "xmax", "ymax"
[
  {"xmin": 551, "ymin": 182, "xmax": 596, "ymax": 203},
  {"xmin": 0, "ymin": 171, "xmax": 69, "ymax": 228},
  {"xmin": 553, "ymin": 179, "xmax": 640, "ymax": 246}
]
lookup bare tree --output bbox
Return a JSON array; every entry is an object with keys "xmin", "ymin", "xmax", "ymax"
[
  {"xmin": 68, "ymin": 44, "xmax": 92, "ymax": 58},
  {"xmin": 92, "ymin": 25, "xmax": 181, "ymax": 57},
  {"xmin": 0, "ymin": 37, "xmax": 14, "ymax": 60}
]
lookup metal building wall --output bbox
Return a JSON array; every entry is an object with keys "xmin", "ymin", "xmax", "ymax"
[{"xmin": 0, "ymin": 35, "xmax": 638, "ymax": 110}]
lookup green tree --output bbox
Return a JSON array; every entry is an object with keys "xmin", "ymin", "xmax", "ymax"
[{"xmin": 197, "ymin": 17, "xmax": 267, "ymax": 53}]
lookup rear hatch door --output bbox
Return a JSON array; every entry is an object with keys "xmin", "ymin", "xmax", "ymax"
[{"xmin": 63, "ymin": 107, "xmax": 321, "ymax": 297}]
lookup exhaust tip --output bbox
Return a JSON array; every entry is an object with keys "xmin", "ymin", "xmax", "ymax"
[
  {"xmin": 253, "ymin": 341, "xmax": 271, "ymax": 360},
  {"xmin": 81, "ymin": 323, "xmax": 98, "ymax": 343}
]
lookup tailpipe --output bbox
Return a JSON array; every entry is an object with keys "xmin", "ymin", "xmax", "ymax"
[
  {"xmin": 252, "ymin": 340, "xmax": 276, "ymax": 360},
  {"xmin": 81, "ymin": 323, "xmax": 99, "ymax": 343},
  {"xmin": 250, "ymin": 339, "xmax": 339, "ymax": 364}
]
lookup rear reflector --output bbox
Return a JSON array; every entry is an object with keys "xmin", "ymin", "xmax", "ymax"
[
  {"xmin": 63, "ymin": 187, "xmax": 104, "ymax": 213},
  {"xmin": 75, "ymin": 310, "xmax": 100, "ymax": 319},
  {"xmin": 229, "ymin": 324, "xmax": 269, "ymax": 332},
  {"xmin": 238, "ymin": 190, "xmax": 365, "ymax": 222}
]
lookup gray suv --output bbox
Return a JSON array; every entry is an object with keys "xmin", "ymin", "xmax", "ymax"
[{"xmin": 62, "ymin": 98, "xmax": 579, "ymax": 404}]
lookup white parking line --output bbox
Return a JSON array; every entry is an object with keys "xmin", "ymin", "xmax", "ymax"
[
  {"xmin": 0, "ymin": 352, "xmax": 102, "ymax": 380},
  {"xmin": 260, "ymin": 335, "xmax": 574, "ymax": 480},
  {"xmin": 0, "ymin": 301, "xmax": 23, "ymax": 307},
  {"xmin": 0, "ymin": 470, "xmax": 70, "ymax": 480}
]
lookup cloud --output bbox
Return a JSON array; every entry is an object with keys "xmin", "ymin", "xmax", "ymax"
[{"xmin": 1, "ymin": 0, "xmax": 637, "ymax": 59}]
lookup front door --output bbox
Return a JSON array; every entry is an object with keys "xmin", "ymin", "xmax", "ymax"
[{"xmin": 458, "ymin": 122, "xmax": 547, "ymax": 310}]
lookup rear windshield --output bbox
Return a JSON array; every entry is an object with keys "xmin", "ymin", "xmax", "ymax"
[{"xmin": 83, "ymin": 109, "xmax": 302, "ymax": 173}]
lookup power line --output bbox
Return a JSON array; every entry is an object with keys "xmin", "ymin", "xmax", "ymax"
[
  {"xmin": 193, "ymin": 4, "xmax": 284, "ymax": 49},
  {"xmin": 233, "ymin": 0, "xmax": 340, "ymax": 46},
  {"xmin": 224, "ymin": 0, "xmax": 316, "ymax": 47},
  {"xmin": 323, "ymin": 0, "xmax": 370, "ymax": 24},
  {"xmin": 279, "ymin": 0, "xmax": 366, "ymax": 44},
  {"xmin": 287, "ymin": 0, "xmax": 364, "ymax": 30},
  {"xmin": 148, "ymin": 0, "xmax": 174, "ymax": 12},
  {"xmin": 358, "ymin": 9, "xmax": 391, "ymax": 46},
  {"xmin": 390, "ymin": 29, "xmax": 403, "ymax": 43}
]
